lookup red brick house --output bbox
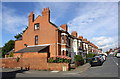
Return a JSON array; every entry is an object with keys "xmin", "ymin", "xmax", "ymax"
[
  {"xmin": 14, "ymin": 8, "xmax": 72, "ymax": 58},
  {"xmin": 14, "ymin": 8, "xmax": 100, "ymax": 59}
]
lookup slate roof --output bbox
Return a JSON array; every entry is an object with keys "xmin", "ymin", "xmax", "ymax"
[
  {"xmin": 15, "ymin": 46, "xmax": 48, "ymax": 53},
  {"xmin": 5, "ymin": 49, "xmax": 14, "ymax": 55}
]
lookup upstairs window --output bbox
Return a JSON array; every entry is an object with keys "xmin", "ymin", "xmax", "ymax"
[
  {"xmin": 35, "ymin": 35, "xmax": 38, "ymax": 45},
  {"xmin": 34, "ymin": 23, "xmax": 40, "ymax": 30},
  {"xmin": 62, "ymin": 35, "xmax": 64, "ymax": 44}
]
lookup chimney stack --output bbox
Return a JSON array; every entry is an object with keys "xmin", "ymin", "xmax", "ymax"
[
  {"xmin": 42, "ymin": 8, "xmax": 50, "ymax": 21},
  {"xmin": 60, "ymin": 24, "xmax": 68, "ymax": 31},
  {"xmin": 71, "ymin": 31, "xmax": 77, "ymax": 37}
]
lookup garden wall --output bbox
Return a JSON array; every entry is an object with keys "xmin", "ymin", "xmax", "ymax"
[{"xmin": 0, "ymin": 57, "xmax": 70, "ymax": 71}]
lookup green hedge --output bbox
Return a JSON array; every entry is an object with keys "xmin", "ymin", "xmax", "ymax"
[
  {"xmin": 74, "ymin": 55, "xmax": 84, "ymax": 66},
  {"xmin": 86, "ymin": 53, "xmax": 96, "ymax": 58},
  {"xmin": 48, "ymin": 57, "xmax": 71, "ymax": 63}
]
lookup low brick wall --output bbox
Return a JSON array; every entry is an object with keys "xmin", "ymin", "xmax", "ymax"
[
  {"xmin": 0, "ymin": 58, "xmax": 70, "ymax": 71},
  {"xmin": 47, "ymin": 63, "xmax": 69, "ymax": 71}
]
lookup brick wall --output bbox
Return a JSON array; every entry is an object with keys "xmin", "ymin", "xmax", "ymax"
[
  {"xmin": 47, "ymin": 63, "xmax": 69, "ymax": 71},
  {"xmin": 0, "ymin": 57, "xmax": 70, "ymax": 71}
]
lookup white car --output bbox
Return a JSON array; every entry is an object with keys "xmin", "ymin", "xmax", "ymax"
[
  {"xmin": 98, "ymin": 54, "xmax": 106, "ymax": 61},
  {"xmin": 95, "ymin": 56, "xmax": 104, "ymax": 63},
  {"xmin": 116, "ymin": 52, "xmax": 120, "ymax": 58}
]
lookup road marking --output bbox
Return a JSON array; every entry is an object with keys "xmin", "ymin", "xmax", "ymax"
[{"xmin": 112, "ymin": 57, "xmax": 118, "ymax": 66}]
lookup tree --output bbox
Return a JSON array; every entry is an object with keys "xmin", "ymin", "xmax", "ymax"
[
  {"xmin": 105, "ymin": 51, "xmax": 109, "ymax": 55},
  {"xmin": 2, "ymin": 40, "xmax": 15, "ymax": 57}
]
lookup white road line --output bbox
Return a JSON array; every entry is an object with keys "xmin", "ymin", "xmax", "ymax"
[{"xmin": 112, "ymin": 57, "xmax": 118, "ymax": 66}]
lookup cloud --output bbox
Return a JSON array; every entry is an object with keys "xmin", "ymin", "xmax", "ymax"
[
  {"xmin": 67, "ymin": 2, "xmax": 118, "ymax": 51},
  {"xmin": 2, "ymin": 5, "xmax": 28, "ymax": 34},
  {"xmin": 68, "ymin": 3, "xmax": 117, "ymax": 36},
  {"xmin": 91, "ymin": 36, "xmax": 118, "ymax": 51}
]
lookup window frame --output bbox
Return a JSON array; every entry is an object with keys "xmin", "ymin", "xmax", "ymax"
[{"xmin": 34, "ymin": 23, "xmax": 40, "ymax": 30}]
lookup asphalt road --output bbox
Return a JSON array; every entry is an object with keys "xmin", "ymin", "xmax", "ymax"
[
  {"xmin": 78, "ymin": 56, "xmax": 118, "ymax": 77},
  {"xmin": 1, "ymin": 56, "xmax": 119, "ymax": 78}
]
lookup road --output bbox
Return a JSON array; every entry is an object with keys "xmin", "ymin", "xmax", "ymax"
[
  {"xmin": 1, "ymin": 56, "xmax": 119, "ymax": 78},
  {"xmin": 78, "ymin": 56, "xmax": 118, "ymax": 77}
]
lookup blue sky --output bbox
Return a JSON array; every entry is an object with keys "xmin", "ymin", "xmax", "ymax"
[{"xmin": 1, "ymin": 2, "xmax": 118, "ymax": 51}]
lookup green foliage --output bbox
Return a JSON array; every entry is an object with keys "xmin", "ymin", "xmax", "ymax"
[
  {"xmin": 0, "ymin": 53, "xmax": 2, "ymax": 58},
  {"xmin": 74, "ymin": 55, "xmax": 84, "ymax": 66},
  {"xmin": 74, "ymin": 55, "xmax": 83, "ymax": 62},
  {"xmin": 16, "ymin": 57, "xmax": 20, "ymax": 62},
  {"xmin": 105, "ymin": 51, "xmax": 109, "ymax": 55},
  {"xmin": 86, "ymin": 53, "xmax": 96, "ymax": 58},
  {"xmin": 48, "ymin": 57, "xmax": 71, "ymax": 63},
  {"xmin": 48, "ymin": 57, "xmax": 54, "ymax": 63},
  {"xmin": 2, "ymin": 40, "xmax": 15, "ymax": 57},
  {"xmin": 8, "ymin": 52, "xmax": 14, "ymax": 57}
]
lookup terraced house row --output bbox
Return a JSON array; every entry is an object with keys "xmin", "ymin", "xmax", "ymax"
[{"xmin": 14, "ymin": 8, "xmax": 102, "ymax": 63}]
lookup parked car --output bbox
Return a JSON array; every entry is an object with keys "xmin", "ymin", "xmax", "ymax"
[
  {"xmin": 98, "ymin": 54, "xmax": 106, "ymax": 61},
  {"xmin": 116, "ymin": 52, "xmax": 120, "ymax": 58},
  {"xmin": 90, "ymin": 56, "xmax": 103, "ymax": 66},
  {"xmin": 96, "ymin": 55, "xmax": 104, "ymax": 63},
  {"xmin": 104, "ymin": 53, "xmax": 108, "ymax": 57}
]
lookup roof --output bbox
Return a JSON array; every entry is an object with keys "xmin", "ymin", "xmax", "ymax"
[
  {"xmin": 50, "ymin": 22, "xmax": 59, "ymax": 28},
  {"xmin": 15, "ymin": 46, "xmax": 49, "ymax": 53},
  {"xmin": 5, "ymin": 49, "xmax": 14, "ymax": 55}
]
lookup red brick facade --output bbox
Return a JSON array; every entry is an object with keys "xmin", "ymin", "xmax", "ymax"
[{"xmin": 15, "ymin": 8, "xmax": 61, "ymax": 57}]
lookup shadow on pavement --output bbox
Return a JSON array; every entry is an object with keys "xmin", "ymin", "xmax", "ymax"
[{"xmin": 1, "ymin": 69, "xmax": 28, "ymax": 78}]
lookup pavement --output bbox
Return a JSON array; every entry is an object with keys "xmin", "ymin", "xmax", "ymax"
[{"xmin": 1, "ymin": 56, "xmax": 119, "ymax": 78}]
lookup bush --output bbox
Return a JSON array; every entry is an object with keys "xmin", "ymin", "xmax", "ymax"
[
  {"xmin": 48, "ymin": 56, "xmax": 71, "ymax": 63},
  {"xmin": 74, "ymin": 55, "xmax": 84, "ymax": 66},
  {"xmin": 8, "ymin": 52, "xmax": 14, "ymax": 57},
  {"xmin": 74, "ymin": 55, "xmax": 83, "ymax": 62},
  {"xmin": 86, "ymin": 53, "xmax": 96, "ymax": 58},
  {"xmin": 16, "ymin": 57, "xmax": 20, "ymax": 62}
]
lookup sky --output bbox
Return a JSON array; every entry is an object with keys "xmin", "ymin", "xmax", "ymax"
[{"xmin": 1, "ymin": 2, "xmax": 118, "ymax": 52}]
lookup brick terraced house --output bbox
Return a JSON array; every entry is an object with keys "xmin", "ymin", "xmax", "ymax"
[
  {"xmin": 14, "ymin": 8, "xmax": 101, "ymax": 61},
  {"xmin": 0, "ymin": 8, "xmax": 102, "ymax": 71}
]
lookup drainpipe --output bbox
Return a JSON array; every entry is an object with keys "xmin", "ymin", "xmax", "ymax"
[{"xmin": 55, "ymin": 29, "xmax": 58, "ymax": 56}]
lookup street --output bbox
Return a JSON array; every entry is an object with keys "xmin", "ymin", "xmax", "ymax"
[
  {"xmin": 1, "ymin": 56, "xmax": 119, "ymax": 78},
  {"xmin": 79, "ymin": 56, "xmax": 118, "ymax": 77}
]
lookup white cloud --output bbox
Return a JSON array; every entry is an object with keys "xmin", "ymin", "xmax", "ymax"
[
  {"xmin": 68, "ymin": 3, "xmax": 118, "ymax": 36},
  {"xmin": 2, "ymin": 6, "xmax": 28, "ymax": 34},
  {"xmin": 91, "ymin": 36, "xmax": 118, "ymax": 51},
  {"xmin": 67, "ymin": 2, "xmax": 118, "ymax": 51}
]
